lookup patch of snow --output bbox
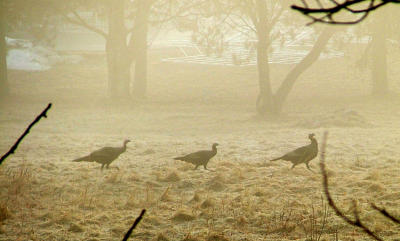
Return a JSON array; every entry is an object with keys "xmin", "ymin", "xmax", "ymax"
[
  {"xmin": 6, "ymin": 37, "xmax": 83, "ymax": 71},
  {"xmin": 7, "ymin": 48, "xmax": 51, "ymax": 71},
  {"xmin": 5, "ymin": 37, "xmax": 32, "ymax": 48}
]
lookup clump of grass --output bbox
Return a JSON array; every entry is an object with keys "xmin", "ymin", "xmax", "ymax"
[
  {"xmin": 207, "ymin": 233, "xmax": 230, "ymax": 241},
  {"xmin": 236, "ymin": 216, "xmax": 248, "ymax": 227},
  {"xmin": 201, "ymin": 199, "xmax": 214, "ymax": 209},
  {"xmin": 364, "ymin": 170, "xmax": 381, "ymax": 181},
  {"xmin": 105, "ymin": 171, "xmax": 123, "ymax": 184},
  {"xmin": 0, "ymin": 202, "xmax": 11, "ymax": 223},
  {"xmin": 159, "ymin": 171, "xmax": 181, "ymax": 182},
  {"xmin": 77, "ymin": 185, "xmax": 96, "ymax": 209},
  {"xmin": 208, "ymin": 181, "xmax": 226, "ymax": 192},
  {"xmin": 124, "ymin": 193, "xmax": 136, "ymax": 209},
  {"xmin": 171, "ymin": 210, "xmax": 196, "ymax": 223},
  {"xmin": 7, "ymin": 165, "xmax": 32, "ymax": 196},
  {"xmin": 155, "ymin": 232, "xmax": 169, "ymax": 241},
  {"xmin": 188, "ymin": 191, "xmax": 201, "ymax": 204},
  {"xmin": 182, "ymin": 234, "xmax": 200, "ymax": 241},
  {"xmin": 366, "ymin": 182, "xmax": 386, "ymax": 194},
  {"xmin": 159, "ymin": 186, "xmax": 171, "ymax": 202},
  {"xmin": 68, "ymin": 223, "xmax": 84, "ymax": 233}
]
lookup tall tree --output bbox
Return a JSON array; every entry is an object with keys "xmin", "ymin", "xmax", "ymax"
[
  {"xmin": 131, "ymin": 0, "xmax": 153, "ymax": 98},
  {"xmin": 349, "ymin": 7, "xmax": 400, "ymax": 96},
  {"xmin": 55, "ymin": 0, "xmax": 180, "ymax": 99},
  {"xmin": 1, "ymin": 0, "xmax": 69, "ymax": 99},
  {"xmin": 188, "ymin": 0, "xmax": 336, "ymax": 116},
  {"xmin": 55, "ymin": 0, "xmax": 149, "ymax": 98},
  {"xmin": 370, "ymin": 8, "xmax": 388, "ymax": 96}
]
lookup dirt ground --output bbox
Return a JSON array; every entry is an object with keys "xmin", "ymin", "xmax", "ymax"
[{"xmin": 0, "ymin": 50, "xmax": 400, "ymax": 241}]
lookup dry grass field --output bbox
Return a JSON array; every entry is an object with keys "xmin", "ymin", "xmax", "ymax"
[{"xmin": 0, "ymin": 50, "xmax": 400, "ymax": 241}]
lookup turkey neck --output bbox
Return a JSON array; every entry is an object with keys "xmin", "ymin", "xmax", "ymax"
[
  {"xmin": 211, "ymin": 145, "xmax": 218, "ymax": 155},
  {"xmin": 310, "ymin": 138, "xmax": 318, "ymax": 149},
  {"xmin": 121, "ymin": 142, "xmax": 128, "ymax": 152}
]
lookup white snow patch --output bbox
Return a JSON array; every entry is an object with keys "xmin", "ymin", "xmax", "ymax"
[
  {"xmin": 6, "ymin": 37, "xmax": 83, "ymax": 71},
  {"xmin": 7, "ymin": 48, "xmax": 51, "ymax": 71}
]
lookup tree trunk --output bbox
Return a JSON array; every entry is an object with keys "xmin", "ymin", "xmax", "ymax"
[
  {"xmin": 0, "ymin": 3, "xmax": 8, "ymax": 98},
  {"xmin": 273, "ymin": 27, "xmax": 335, "ymax": 113},
  {"xmin": 255, "ymin": 0, "xmax": 275, "ymax": 115},
  {"xmin": 106, "ymin": 0, "xmax": 130, "ymax": 99},
  {"xmin": 131, "ymin": 0, "xmax": 152, "ymax": 99},
  {"xmin": 370, "ymin": 10, "xmax": 388, "ymax": 96}
]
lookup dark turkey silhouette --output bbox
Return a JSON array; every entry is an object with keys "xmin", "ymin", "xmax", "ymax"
[
  {"xmin": 72, "ymin": 140, "xmax": 130, "ymax": 170},
  {"xmin": 174, "ymin": 143, "xmax": 219, "ymax": 170},
  {"xmin": 270, "ymin": 134, "xmax": 318, "ymax": 172}
]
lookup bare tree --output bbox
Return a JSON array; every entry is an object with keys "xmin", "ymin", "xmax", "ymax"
[
  {"xmin": 51, "ymin": 0, "xmax": 157, "ymax": 99},
  {"xmin": 187, "ymin": 0, "xmax": 336, "ymax": 116},
  {"xmin": 291, "ymin": 0, "xmax": 400, "ymax": 25}
]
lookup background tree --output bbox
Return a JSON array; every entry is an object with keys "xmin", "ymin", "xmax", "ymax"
[
  {"xmin": 341, "ymin": 7, "xmax": 400, "ymax": 96},
  {"xmin": 0, "ymin": 0, "xmax": 58, "ymax": 99},
  {"xmin": 56, "ymin": 0, "xmax": 188, "ymax": 99},
  {"xmin": 370, "ymin": 8, "xmax": 388, "ymax": 96},
  {"xmin": 53, "ymin": 0, "xmax": 157, "ymax": 99},
  {"xmin": 185, "ymin": 0, "xmax": 336, "ymax": 116}
]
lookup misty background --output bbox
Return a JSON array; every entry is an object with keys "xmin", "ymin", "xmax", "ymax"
[{"xmin": 0, "ymin": 1, "xmax": 399, "ymax": 240}]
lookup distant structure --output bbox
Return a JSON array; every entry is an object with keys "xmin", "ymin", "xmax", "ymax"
[
  {"xmin": 57, "ymin": 13, "xmax": 343, "ymax": 65},
  {"xmin": 157, "ymin": 26, "xmax": 343, "ymax": 66}
]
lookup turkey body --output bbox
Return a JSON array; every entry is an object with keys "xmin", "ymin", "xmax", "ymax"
[
  {"xmin": 174, "ymin": 143, "xmax": 219, "ymax": 170},
  {"xmin": 72, "ymin": 140, "xmax": 130, "ymax": 170},
  {"xmin": 270, "ymin": 134, "xmax": 318, "ymax": 172}
]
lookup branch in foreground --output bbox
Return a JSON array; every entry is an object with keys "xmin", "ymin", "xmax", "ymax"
[
  {"xmin": 319, "ymin": 131, "xmax": 383, "ymax": 241},
  {"xmin": 122, "ymin": 209, "xmax": 146, "ymax": 241},
  {"xmin": 371, "ymin": 203, "xmax": 400, "ymax": 224},
  {"xmin": 291, "ymin": 0, "xmax": 400, "ymax": 25},
  {"xmin": 0, "ymin": 103, "xmax": 52, "ymax": 165}
]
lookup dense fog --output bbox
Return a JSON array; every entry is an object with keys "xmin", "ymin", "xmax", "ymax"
[{"xmin": 0, "ymin": 1, "xmax": 399, "ymax": 240}]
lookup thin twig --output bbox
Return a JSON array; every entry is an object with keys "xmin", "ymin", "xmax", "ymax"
[
  {"xmin": 371, "ymin": 203, "xmax": 400, "ymax": 224},
  {"xmin": 0, "ymin": 103, "xmax": 52, "ymax": 165},
  {"xmin": 122, "ymin": 209, "xmax": 146, "ymax": 241},
  {"xmin": 319, "ymin": 131, "xmax": 383, "ymax": 241}
]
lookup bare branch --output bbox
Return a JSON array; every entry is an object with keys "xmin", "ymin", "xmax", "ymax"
[
  {"xmin": 70, "ymin": 10, "xmax": 108, "ymax": 38},
  {"xmin": 122, "ymin": 209, "xmax": 146, "ymax": 241},
  {"xmin": 291, "ymin": 0, "xmax": 400, "ymax": 25},
  {"xmin": 0, "ymin": 103, "xmax": 52, "ymax": 165},
  {"xmin": 51, "ymin": 6, "xmax": 108, "ymax": 38},
  {"xmin": 319, "ymin": 131, "xmax": 384, "ymax": 241},
  {"xmin": 371, "ymin": 203, "xmax": 400, "ymax": 224}
]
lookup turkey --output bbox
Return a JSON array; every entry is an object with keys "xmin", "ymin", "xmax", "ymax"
[
  {"xmin": 270, "ymin": 134, "xmax": 318, "ymax": 172},
  {"xmin": 72, "ymin": 140, "xmax": 130, "ymax": 170},
  {"xmin": 174, "ymin": 143, "xmax": 219, "ymax": 170}
]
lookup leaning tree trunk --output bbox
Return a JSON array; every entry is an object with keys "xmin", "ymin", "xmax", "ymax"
[
  {"xmin": 131, "ymin": 0, "xmax": 152, "ymax": 99},
  {"xmin": 106, "ymin": 0, "xmax": 131, "ymax": 99},
  {"xmin": 273, "ymin": 27, "xmax": 335, "ymax": 113},
  {"xmin": 0, "ymin": 3, "xmax": 8, "ymax": 98},
  {"xmin": 370, "ymin": 10, "xmax": 388, "ymax": 96},
  {"xmin": 255, "ymin": 0, "xmax": 275, "ymax": 116}
]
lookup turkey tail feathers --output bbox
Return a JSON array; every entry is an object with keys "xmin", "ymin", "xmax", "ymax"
[{"xmin": 72, "ymin": 155, "xmax": 91, "ymax": 162}]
